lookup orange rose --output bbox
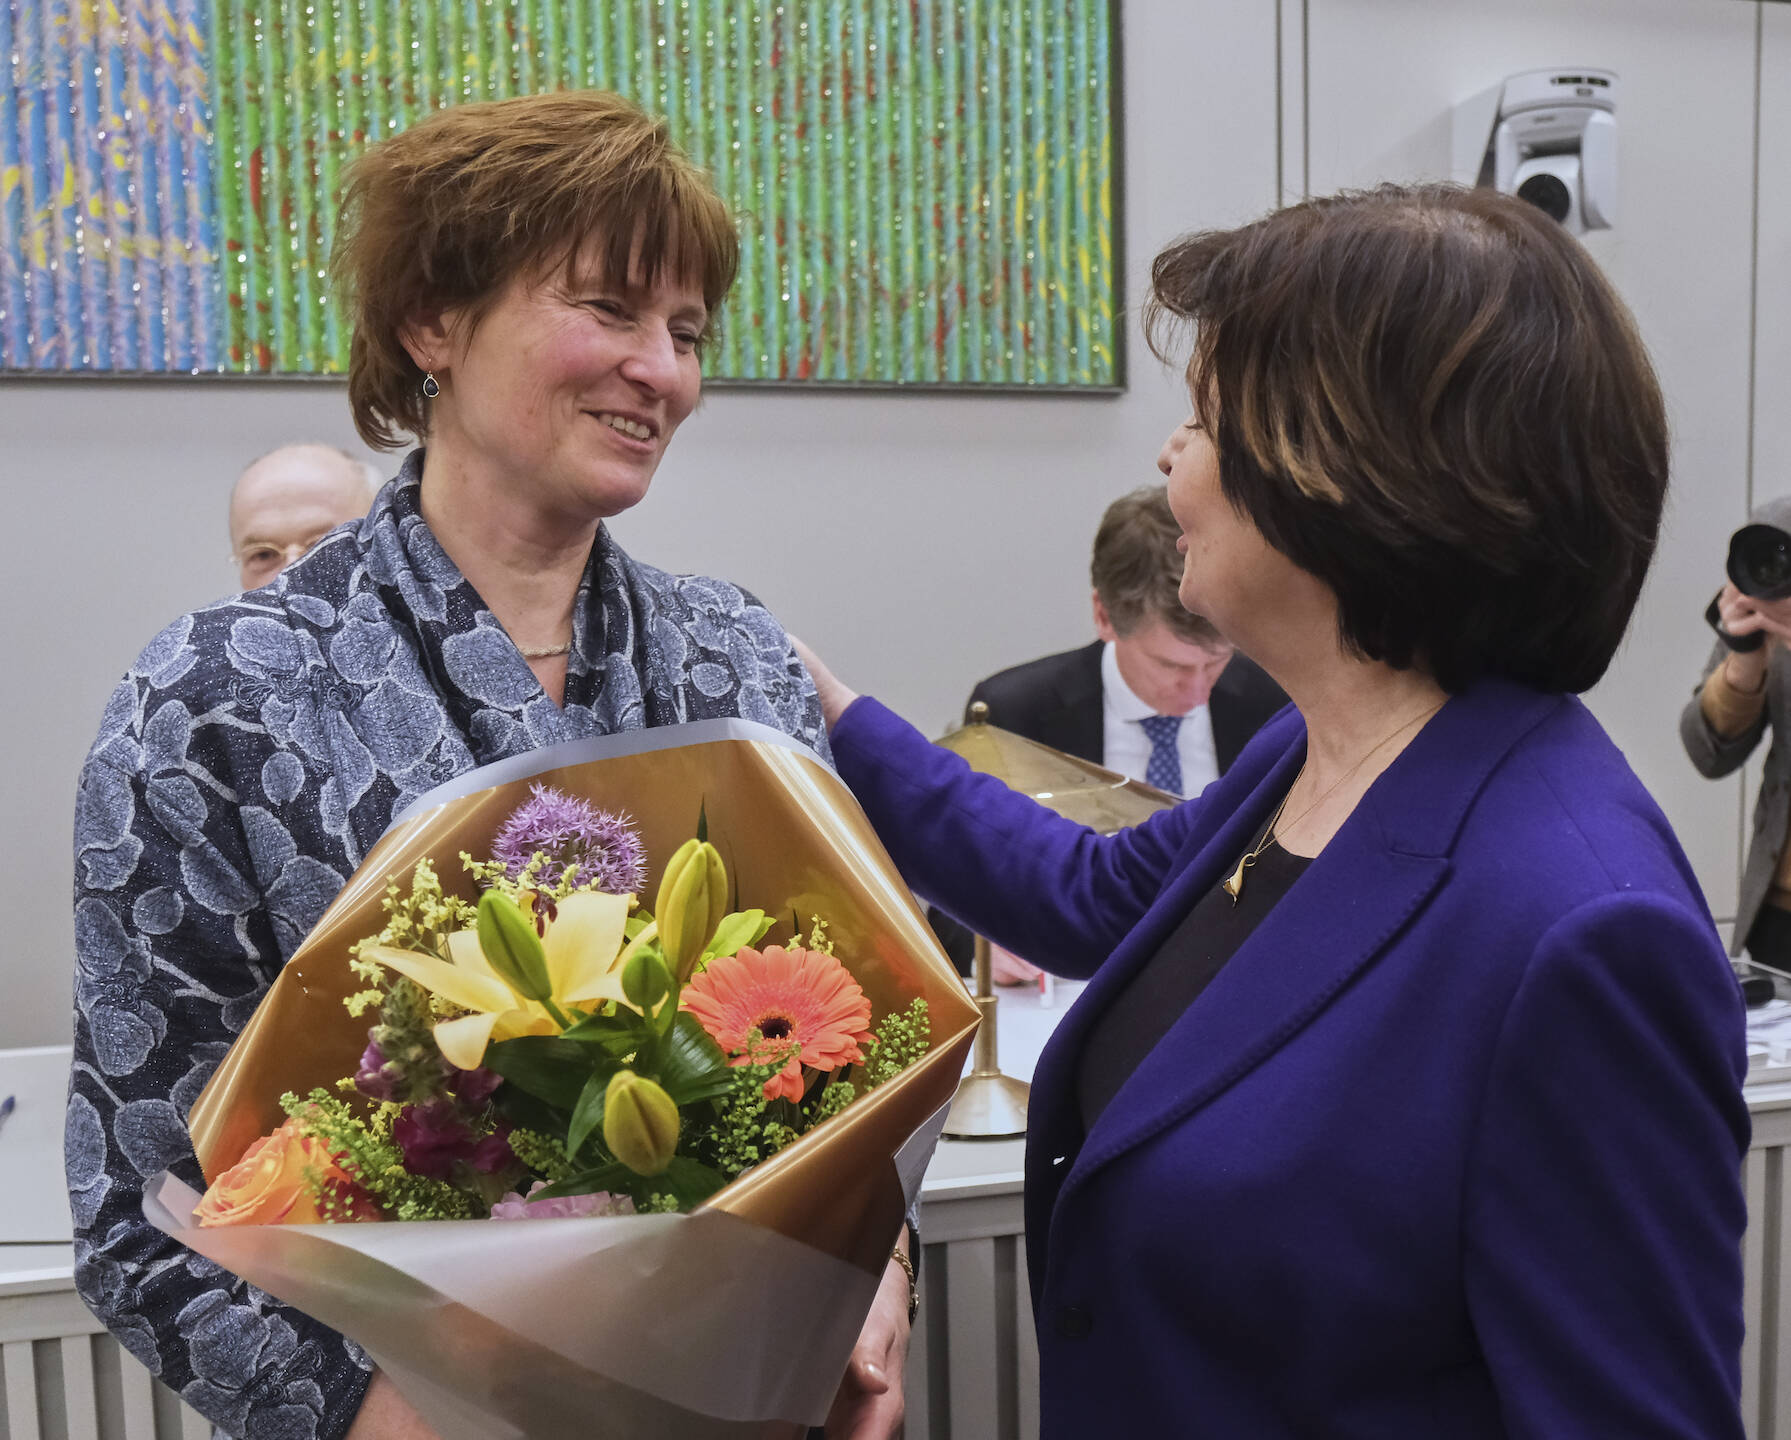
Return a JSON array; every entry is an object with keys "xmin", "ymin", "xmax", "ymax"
[{"xmin": 195, "ymin": 1116, "xmax": 377, "ymax": 1227}]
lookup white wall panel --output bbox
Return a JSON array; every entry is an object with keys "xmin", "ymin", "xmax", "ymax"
[{"xmin": 1759, "ymin": 5, "xmax": 1791, "ymax": 513}]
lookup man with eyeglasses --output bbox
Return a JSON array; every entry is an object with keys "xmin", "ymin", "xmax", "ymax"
[{"xmin": 229, "ymin": 443, "xmax": 380, "ymax": 591}]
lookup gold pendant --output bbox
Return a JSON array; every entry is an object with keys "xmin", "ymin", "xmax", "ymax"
[{"xmin": 1223, "ymin": 851, "xmax": 1252, "ymax": 903}]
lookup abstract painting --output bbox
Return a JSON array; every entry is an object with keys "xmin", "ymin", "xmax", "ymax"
[{"xmin": 1, "ymin": 1, "xmax": 1119, "ymax": 386}]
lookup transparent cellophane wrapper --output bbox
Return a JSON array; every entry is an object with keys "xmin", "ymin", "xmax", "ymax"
[{"xmin": 144, "ymin": 720, "xmax": 979, "ymax": 1440}]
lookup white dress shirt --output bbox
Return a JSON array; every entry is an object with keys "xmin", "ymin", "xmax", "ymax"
[{"xmin": 1100, "ymin": 641, "xmax": 1219, "ymax": 798}]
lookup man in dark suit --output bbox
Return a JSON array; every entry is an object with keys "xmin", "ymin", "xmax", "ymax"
[
  {"xmin": 968, "ymin": 639, "xmax": 1283, "ymax": 785},
  {"xmin": 942, "ymin": 486, "xmax": 1287, "ymax": 978}
]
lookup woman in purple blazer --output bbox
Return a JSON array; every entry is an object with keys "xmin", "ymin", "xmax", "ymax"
[{"xmin": 800, "ymin": 184, "xmax": 1748, "ymax": 1437}]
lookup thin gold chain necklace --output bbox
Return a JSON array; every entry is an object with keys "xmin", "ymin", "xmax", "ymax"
[{"xmin": 1221, "ymin": 699, "xmax": 1445, "ymax": 904}]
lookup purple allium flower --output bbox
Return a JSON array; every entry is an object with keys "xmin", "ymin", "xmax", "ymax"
[
  {"xmin": 393, "ymin": 1099, "xmax": 515, "ymax": 1181},
  {"xmin": 491, "ymin": 784, "xmax": 647, "ymax": 895},
  {"xmin": 489, "ymin": 1181, "xmax": 635, "ymax": 1220}
]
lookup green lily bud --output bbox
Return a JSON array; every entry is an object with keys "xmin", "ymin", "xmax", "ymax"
[
  {"xmin": 621, "ymin": 950, "xmax": 672, "ymax": 1011},
  {"xmin": 477, "ymin": 890, "xmax": 553, "ymax": 1003},
  {"xmin": 656, "ymin": 839, "xmax": 728, "ymax": 982},
  {"xmin": 603, "ymin": 1071, "xmax": 680, "ymax": 1176}
]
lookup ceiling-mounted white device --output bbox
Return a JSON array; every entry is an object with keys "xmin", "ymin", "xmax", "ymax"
[{"xmin": 1457, "ymin": 69, "xmax": 1618, "ymax": 235}]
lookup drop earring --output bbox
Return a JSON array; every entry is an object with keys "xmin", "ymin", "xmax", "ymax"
[{"xmin": 421, "ymin": 371, "xmax": 440, "ymax": 399}]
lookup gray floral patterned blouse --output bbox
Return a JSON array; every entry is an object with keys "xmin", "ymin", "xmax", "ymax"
[{"xmin": 68, "ymin": 451, "xmax": 829, "ymax": 1439}]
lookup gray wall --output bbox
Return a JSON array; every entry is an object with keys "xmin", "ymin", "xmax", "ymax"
[{"xmin": 1, "ymin": 0, "xmax": 1783, "ymax": 1046}]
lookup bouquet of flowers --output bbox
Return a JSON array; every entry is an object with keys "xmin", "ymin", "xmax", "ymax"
[{"xmin": 145, "ymin": 720, "xmax": 977, "ymax": 1440}]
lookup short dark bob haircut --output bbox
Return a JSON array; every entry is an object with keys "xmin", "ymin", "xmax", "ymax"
[
  {"xmin": 334, "ymin": 90, "xmax": 739, "ymax": 450},
  {"xmin": 1144, "ymin": 183, "xmax": 1668, "ymax": 695}
]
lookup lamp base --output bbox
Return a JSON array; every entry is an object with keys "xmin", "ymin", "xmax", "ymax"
[{"xmin": 943, "ymin": 1070, "xmax": 1031, "ymax": 1140}]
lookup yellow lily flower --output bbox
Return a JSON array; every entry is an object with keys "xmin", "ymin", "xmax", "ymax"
[{"xmin": 363, "ymin": 890, "xmax": 635, "ymax": 1070}]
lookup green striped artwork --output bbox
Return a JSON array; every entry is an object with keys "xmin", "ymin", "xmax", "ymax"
[
  {"xmin": 208, "ymin": 0, "xmax": 1120, "ymax": 386},
  {"xmin": 2, "ymin": 1, "xmax": 1117, "ymax": 382}
]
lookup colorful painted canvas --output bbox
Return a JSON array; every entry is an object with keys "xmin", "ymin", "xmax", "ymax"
[{"xmin": 1, "ymin": 1, "xmax": 1119, "ymax": 386}]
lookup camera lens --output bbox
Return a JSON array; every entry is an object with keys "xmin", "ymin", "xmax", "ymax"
[
  {"xmin": 1729, "ymin": 524, "xmax": 1791, "ymax": 601},
  {"xmin": 1517, "ymin": 172, "xmax": 1573, "ymax": 224}
]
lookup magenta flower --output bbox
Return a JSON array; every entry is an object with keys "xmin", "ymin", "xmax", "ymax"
[
  {"xmin": 489, "ymin": 1182, "xmax": 635, "ymax": 1220},
  {"xmin": 451, "ymin": 1065, "xmax": 503, "ymax": 1108},
  {"xmin": 491, "ymin": 784, "xmax": 647, "ymax": 896},
  {"xmin": 393, "ymin": 1099, "xmax": 515, "ymax": 1180}
]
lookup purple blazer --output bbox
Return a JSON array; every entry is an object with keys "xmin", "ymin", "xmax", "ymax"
[{"xmin": 832, "ymin": 678, "xmax": 1748, "ymax": 1438}]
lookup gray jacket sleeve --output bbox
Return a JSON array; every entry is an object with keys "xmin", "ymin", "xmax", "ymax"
[{"xmin": 1680, "ymin": 640, "xmax": 1769, "ymax": 779}]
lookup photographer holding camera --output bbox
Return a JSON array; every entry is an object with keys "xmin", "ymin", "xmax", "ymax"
[{"xmin": 1682, "ymin": 502, "xmax": 1791, "ymax": 968}]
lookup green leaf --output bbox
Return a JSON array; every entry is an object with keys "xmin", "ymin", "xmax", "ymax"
[
  {"xmin": 485, "ymin": 1036, "xmax": 608, "ymax": 1111},
  {"xmin": 566, "ymin": 1070, "xmax": 610, "ymax": 1160},
  {"xmin": 656, "ymin": 988, "xmax": 681, "ymax": 1040},
  {"xmin": 658, "ymin": 1156, "xmax": 728, "ymax": 1207},
  {"xmin": 702, "ymin": 910, "xmax": 769, "ymax": 962},
  {"xmin": 491, "ymin": 1083, "xmax": 566, "ymax": 1136},
  {"xmin": 696, "ymin": 801, "xmax": 708, "ymax": 845},
  {"xmin": 533, "ymin": 1162, "xmax": 633, "ymax": 1200},
  {"xmin": 560, "ymin": 1009, "xmax": 649, "ymax": 1059},
  {"xmin": 624, "ymin": 913, "xmax": 655, "ymax": 940},
  {"xmin": 657, "ymin": 1012, "xmax": 735, "ymax": 1105}
]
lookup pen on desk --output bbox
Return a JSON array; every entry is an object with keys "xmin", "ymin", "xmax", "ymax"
[{"xmin": 0, "ymin": 1095, "xmax": 13, "ymax": 1136}]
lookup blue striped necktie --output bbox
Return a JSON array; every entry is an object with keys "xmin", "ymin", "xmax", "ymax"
[{"xmin": 1138, "ymin": 714, "xmax": 1183, "ymax": 796}]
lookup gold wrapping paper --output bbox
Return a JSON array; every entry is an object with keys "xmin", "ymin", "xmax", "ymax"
[{"xmin": 189, "ymin": 722, "xmax": 976, "ymax": 1265}]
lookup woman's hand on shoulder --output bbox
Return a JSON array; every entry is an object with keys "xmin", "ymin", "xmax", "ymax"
[
  {"xmin": 823, "ymin": 1254, "xmax": 913, "ymax": 1439},
  {"xmin": 344, "ymin": 1371, "xmax": 442, "ymax": 1440},
  {"xmin": 789, "ymin": 636, "xmax": 861, "ymax": 729}
]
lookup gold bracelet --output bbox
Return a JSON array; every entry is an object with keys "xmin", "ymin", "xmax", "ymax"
[{"xmin": 889, "ymin": 1246, "xmax": 919, "ymax": 1324}]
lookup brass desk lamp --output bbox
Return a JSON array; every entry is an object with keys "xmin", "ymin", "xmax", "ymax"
[{"xmin": 936, "ymin": 701, "xmax": 1177, "ymax": 1139}]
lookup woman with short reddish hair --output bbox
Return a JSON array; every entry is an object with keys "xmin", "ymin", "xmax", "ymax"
[
  {"xmin": 801, "ymin": 184, "xmax": 1747, "ymax": 1437},
  {"xmin": 70, "ymin": 92, "xmax": 909, "ymax": 1440}
]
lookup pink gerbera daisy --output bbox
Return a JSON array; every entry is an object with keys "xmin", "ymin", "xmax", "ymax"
[{"xmin": 682, "ymin": 945, "xmax": 875, "ymax": 1102}]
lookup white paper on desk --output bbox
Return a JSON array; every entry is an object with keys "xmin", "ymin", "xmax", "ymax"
[{"xmin": 145, "ymin": 1173, "xmax": 877, "ymax": 1439}]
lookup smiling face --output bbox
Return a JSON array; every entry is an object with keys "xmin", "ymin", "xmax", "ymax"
[{"xmin": 417, "ymin": 251, "xmax": 709, "ymax": 524}]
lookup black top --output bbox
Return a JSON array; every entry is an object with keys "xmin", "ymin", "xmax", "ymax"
[{"xmin": 1077, "ymin": 841, "xmax": 1313, "ymax": 1131}]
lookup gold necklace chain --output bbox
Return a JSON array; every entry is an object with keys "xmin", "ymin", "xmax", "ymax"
[{"xmin": 1221, "ymin": 698, "xmax": 1446, "ymax": 905}]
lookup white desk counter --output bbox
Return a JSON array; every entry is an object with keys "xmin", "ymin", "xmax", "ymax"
[{"xmin": 15, "ymin": 979, "xmax": 1791, "ymax": 1440}]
